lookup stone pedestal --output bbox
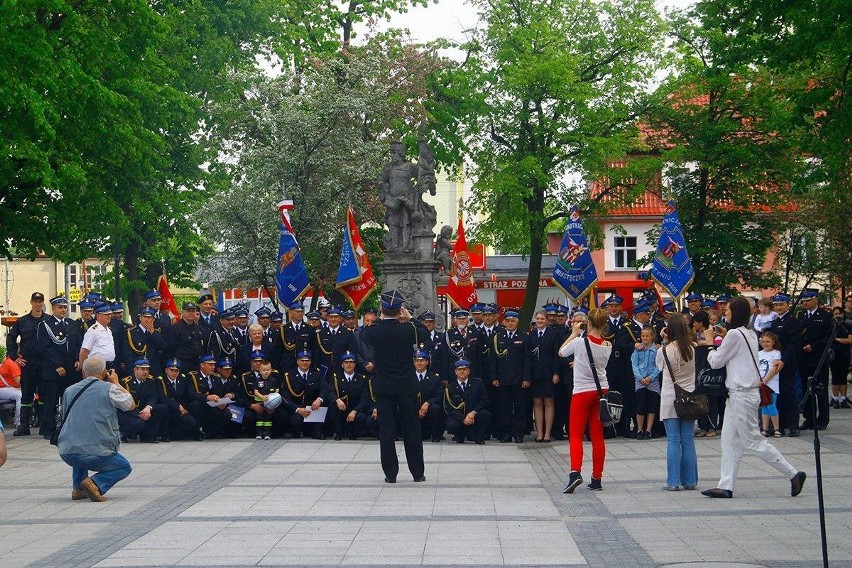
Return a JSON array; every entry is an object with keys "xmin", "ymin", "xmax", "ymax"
[{"xmin": 379, "ymin": 246, "xmax": 446, "ymax": 332}]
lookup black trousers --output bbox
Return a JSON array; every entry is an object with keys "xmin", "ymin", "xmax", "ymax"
[
  {"xmin": 800, "ymin": 364, "xmax": 830, "ymax": 427},
  {"xmin": 359, "ymin": 413, "xmax": 380, "ymax": 437},
  {"xmin": 20, "ymin": 359, "xmax": 41, "ymax": 407},
  {"xmin": 163, "ymin": 408, "xmax": 200, "ymax": 439},
  {"xmin": 330, "ymin": 406, "xmax": 366, "ymax": 438},
  {"xmin": 485, "ymin": 382, "xmax": 500, "ymax": 438},
  {"xmin": 610, "ymin": 375, "xmax": 634, "ymax": 435},
  {"xmin": 446, "ymin": 409, "xmax": 492, "ymax": 442},
  {"xmin": 420, "ymin": 404, "xmax": 445, "ymax": 441},
  {"xmin": 376, "ymin": 392, "xmax": 424, "ymax": 481},
  {"xmin": 498, "ymin": 385, "xmax": 528, "ymax": 439},
  {"xmin": 777, "ymin": 370, "xmax": 799, "ymax": 432},
  {"xmin": 37, "ymin": 378, "xmax": 62, "ymax": 437},
  {"xmin": 118, "ymin": 407, "xmax": 165, "ymax": 441},
  {"xmin": 188, "ymin": 400, "xmax": 234, "ymax": 437}
]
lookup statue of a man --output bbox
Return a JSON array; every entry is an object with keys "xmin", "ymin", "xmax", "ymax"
[{"xmin": 378, "ymin": 128, "xmax": 437, "ymax": 253}]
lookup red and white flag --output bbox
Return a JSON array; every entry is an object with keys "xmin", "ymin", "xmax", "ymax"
[
  {"xmin": 157, "ymin": 274, "xmax": 179, "ymax": 319},
  {"xmin": 335, "ymin": 207, "xmax": 377, "ymax": 310},
  {"xmin": 446, "ymin": 216, "xmax": 478, "ymax": 309}
]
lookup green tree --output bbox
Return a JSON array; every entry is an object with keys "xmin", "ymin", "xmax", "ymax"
[
  {"xmin": 429, "ymin": 0, "xmax": 664, "ymax": 321},
  {"xmin": 201, "ymin": 38, "xmax": 444, "ymax": 304}
]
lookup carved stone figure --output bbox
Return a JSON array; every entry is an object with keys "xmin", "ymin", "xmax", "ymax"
[
  {"xmin": 377, "ymin": 125, "xmax": 437, "ymax": 253},
  {"xmin": 434, "ymin": 224, "xmax": 453, "ymax": 272}
]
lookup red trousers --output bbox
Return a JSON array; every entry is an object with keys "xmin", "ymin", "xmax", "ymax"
[{"xmin": 568, "ymin": 389, "xmax": 606, "ymax": 480}]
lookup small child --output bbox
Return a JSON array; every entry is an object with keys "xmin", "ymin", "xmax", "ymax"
[
  {"xmin": 759, "ymin": 332, "xmax": 784, "ymax": 437},
  {"xmin": 753, "ymin": 298, "xmax": 778, "ymax": 334},
  {"xmin": 253, "ymin": 361, "xmax": 279, "ymax": 440},
  {"xmin": 630, "ymin": 327, "xmax": 661, "ymax": 439}
]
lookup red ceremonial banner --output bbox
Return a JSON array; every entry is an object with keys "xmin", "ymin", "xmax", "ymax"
[
  {"xmin": 335, "ymin": 207, "xmax": 377, "ymax": 310},
  {"xmin": 157, "ymin": 274, "xmax": 179, "ymax": 319},
  {"xmin": 446, "ymin": 216, "xmax": 478, "ymax": 309}
]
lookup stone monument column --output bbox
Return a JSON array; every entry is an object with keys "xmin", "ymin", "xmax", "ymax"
[{"xmin": 377, "ymin": 127, "xmax": 446, "ymax": 331}]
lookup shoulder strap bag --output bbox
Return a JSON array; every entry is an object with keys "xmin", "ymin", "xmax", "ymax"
[
  {"xmin": 662, "ymin": 344, "xmax": 708, "ymax": 421},
  {"xmin": 583, "ymin": 337, "xmax": 623, "ymax": 427},
  {"xmin": 50, "ymin": 378, "xmax": 98, "ymax": 446}
]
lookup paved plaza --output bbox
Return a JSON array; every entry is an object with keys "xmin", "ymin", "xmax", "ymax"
[{"xmin": 2, "ymin": 411, "xmax": 851, "ymax": 568}]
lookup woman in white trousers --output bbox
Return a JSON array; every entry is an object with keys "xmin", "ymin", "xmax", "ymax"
[{"xmin": 702, "ymin": 296, "xmax": 806, "ymax": 498}]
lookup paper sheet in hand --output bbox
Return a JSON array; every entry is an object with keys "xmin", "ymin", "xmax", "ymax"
[
  {"xmin": 207, "ymin": 398, "xmax": 235, "ymax": 408},
  {"xmin": 302, "ymin": 406, "xmax": 328, "ymax": 423}
]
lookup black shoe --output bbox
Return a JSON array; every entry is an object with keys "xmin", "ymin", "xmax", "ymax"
[
  {"xmin": 791, "ymin": 471, "xmax": 806, "ymax": 497},
  {"xmin": 455, "ymin": 436, "xmax": 465, "ymax": 444},
  {"xmin": 840, "ymin": 399, "xmax": 851, "ymax": 409},
  {"xmin": 831, "ymin": 400, "xmax": 840, "ymax": 409},
  {"xmin": 413, "ymin": 475, "xmax": 426, "ymax": 482},
  {"xmin": 816, "ymin": 423, "xmax": 828, "ymax": 431},
  {"xmin": 513, "ymin": 436, "xmax": 524, "ymax": 443},
  {"xmin": 159, "ymin": 437, "xmax": 171, "ymax": 443},
  {"xmin": 12, "ymin": 425, "xmax": 31, "ymax": 437},
  {"xmin": 140, "ymin": 438, "xmax": 159, "ymax": 444},
  {"xmin": 500, "ymin": 438, "xmax": 512, "ymax": 443},
  {"xmin": 799, "ymin": 421, "xmax": 813, "ymax": 430},
  {"xmin": 334, "ymin": 434, "xmax": 343, "ymax": 441},
  {"xmin": 349, "ymin": 433, "xmax": 357, "ymax": 440},
  {"xmin": 701, "ymin": 488, "xmax": 733, "ymax": 498},
  {"xmin": 384, "ymin": 477, "xmax": 396, "ymax": 484},
  {"xmin": 475, "ymin": 439, "xmax": 485, "ymax": 445},
  {"xmin": 562, "ymin": 471, "xmax": 583, "ymax": 494},
  {"xmin": 292, "ymin": 431, "xmax": 302, "ymax": 439},
  {"xmin": 311, "ymin": 431, "xmax": 323, "ymax": 440},
  {"xmin": 587, "ymin": 478, "xmax": 603, "ymax": 491},
  {"xmin": 787, "ymin": 429, "xmax": 800, "ymax": 437}
]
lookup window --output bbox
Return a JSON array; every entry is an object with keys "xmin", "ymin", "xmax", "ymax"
[{"xmin": 614, "ymin": 236, "xmax": 637, "ymax": 269}]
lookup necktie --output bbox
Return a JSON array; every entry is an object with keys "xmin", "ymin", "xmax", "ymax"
[
  {"xmin": 539, "ymin": 330, "xmax": 543, "ymax": 338},
  {"xmin": 508, "ymin": 333, "xmax": 514, "ymax": 340},
  {"xmin": 460, "ymin": 382, "xmax": 466, "ymax": 392},
  {"xmin": 418, "ymin": 374, "xmax": 424, "ymax": 382},
  {"xmin": 301, "ymin": 373, "xmax": 308, "ymax": 381}
]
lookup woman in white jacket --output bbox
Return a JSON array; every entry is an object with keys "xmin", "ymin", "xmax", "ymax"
[{"xmin": 702, "ymin": 296, "xmax": 806, "ymax": 498}]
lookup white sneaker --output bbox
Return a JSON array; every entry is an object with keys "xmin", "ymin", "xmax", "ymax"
[
  {"xmin": 263, "ymin": 435, "xmax": 271, "ymax": 440},
  {"xmin": 255, "ymin": 435, "xmax": 262, "ymax": 440}
]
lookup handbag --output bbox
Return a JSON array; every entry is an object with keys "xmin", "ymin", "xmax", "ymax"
[
  {"xmin": 662, "ymin": 345, "xmax": 708, "ymax": 420},
  {"xmin": 695, "ymin": 366, "xmax": 727, "ymax": 396},
  {"xmin": 583, "ymin": 337, "xmax": 623, "ymax": 427},
  {"xmin": 50, "ymin": 378, "xmax": 97, "ymax": 446}
]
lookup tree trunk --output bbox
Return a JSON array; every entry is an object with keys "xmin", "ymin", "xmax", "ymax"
[{"xmin": 521, "ymin": 213, "xmax": 546, "ymax": 326}]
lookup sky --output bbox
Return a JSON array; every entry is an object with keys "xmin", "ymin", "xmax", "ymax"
[{"xmin": 382, "ymin": 0, "xmax": 697, "ymax": 46}]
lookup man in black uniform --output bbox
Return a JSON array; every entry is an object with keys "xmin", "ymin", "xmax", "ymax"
[
  {"xmin": 797, "ymin": 289, "xmax": 832, "ymax": 431},
  {"xmin": 6, "ymin": 291, "xmax": 46, "ymax": 436},
  {"xmin": 156, "ymin": 358, "xmax": 202, "ymax": 441},
  {"xmin": 492, "ymin": 310, "xmax": 529, "ymax": 443},
  {"xmin": 603, "ymin": 295, "xmax": 639, "ymax": 438},
  {"xmin": 77, "ymin": 300, "xmax": 95, "ymax": 333},
  {"xmin": 209, "ymin": 308, "xmax": 239, "ymax": 364},
  {"xmin": 122, "ymin": 306, "xmax": 167, "ymax": 378},
  {"xmin": 769, "ymin": 294, "xmax": 802, "ymax": 437},
  {"xmin": 443, "ymin": 359, "xmax": 491, "ymax": 444},
  {"xmin": 186, "ymin": 354, "xmax": 232, "ymax": 438},
  {"xmin": 280, "ymin": 350, "xmax": 327, "ymax": 439},
  {"xmin": 442, "ymin": 309, "xmax": 480, "ymax": 380},
  {"xmin": 37, "ymin": 295, "xmax": 83, "ymax": 439},
  {"xmin": 280, "ymin": 301, "xmax": 314, "ymax": 373},
  {"xmin": 119, "ymin": 359, "xmax": 166, "ymax": 443},
  {"xmin": 478, "ymin": 304, "xmax": 500, "ymax": 439},
  {"xmin": 144, "ymin": 290, "xmax": 173, "ymax": 332},
  {"xmin": 109, "ymin": 302, "xmax": 131, "ymax": 376},
  {"xmin": 417, "ymin": 311, "xmax": 444, "ymax": 377},
  {"xmin": 197, "ymin": 294, "xmax": 219, "ymax": 334},
  {"xmin": 414, "ymin": 350, "xmax": 444, "ymax": 442},
  {"xmin": 315, "ymin": 307, "xmax": 358, "ymax": 378},
  {"xmin": 361, "ymin": 291, "xmax": 426, "ymax": 483},
  {"xmin": 232, "ymin": 306, "xmax": 250, "ymax": 345},
  {"xmin": 327, "ymin": 351, "xmax": 367, "ymax": 440},
  {"xmin": 168, "ymin": 302, "xmax": 205, "ymax": 374}
]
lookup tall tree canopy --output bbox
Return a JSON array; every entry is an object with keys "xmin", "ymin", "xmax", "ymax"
[{"xmin": 429, "ymin": 0, "xmax": 664, "ymax": 321}]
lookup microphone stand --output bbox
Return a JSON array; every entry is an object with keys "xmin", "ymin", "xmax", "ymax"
[{"xmin": 798, "ymin": 317, "xmax": 840, "ymax": 568}]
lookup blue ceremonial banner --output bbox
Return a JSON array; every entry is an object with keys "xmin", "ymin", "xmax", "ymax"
[
  {"xmin": 552, "ymin": 206, "xmax": 598, "ymax": 303},
  {"xmin": 650, "ymin": 200, "xmax": 694, "ymax": 299},
  {"xmin": 275, "ymin": 200, "xmax": 311, "ymax": 307},
  {"xmin": 335, "ymin": 207, "xmax": 377, "ymax": 310}
]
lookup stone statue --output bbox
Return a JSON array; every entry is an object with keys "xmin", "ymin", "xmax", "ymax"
[
  {"xmin": 378, "ymin": 125, "xmax": 437, "ymax": 253},
  {"xmin": 434, "ymin": 224, "xmax": 453, "ymax": 272}
]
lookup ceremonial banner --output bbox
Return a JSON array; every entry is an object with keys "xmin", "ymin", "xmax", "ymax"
[
  {"xmin": 650, "ymin": 200, "xmax": 694, "ymax": 299},
  {"xmin": 275, "ymin": 200, "xmax": 311, "ymax": 307},
  {"xmin": 552, "ymin": 206, "xmax": 598, "ymax": 303},
  {"xmin": 157, "ymin": 275, "xmax": 179, "ymax": 318},
  {"xmin": 446, "ymin": 216, "xmax": 478, "ymax": 309},
  {"xmin": 335, "ymin": 207, "xmax": 377, "ymax": 310}
]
